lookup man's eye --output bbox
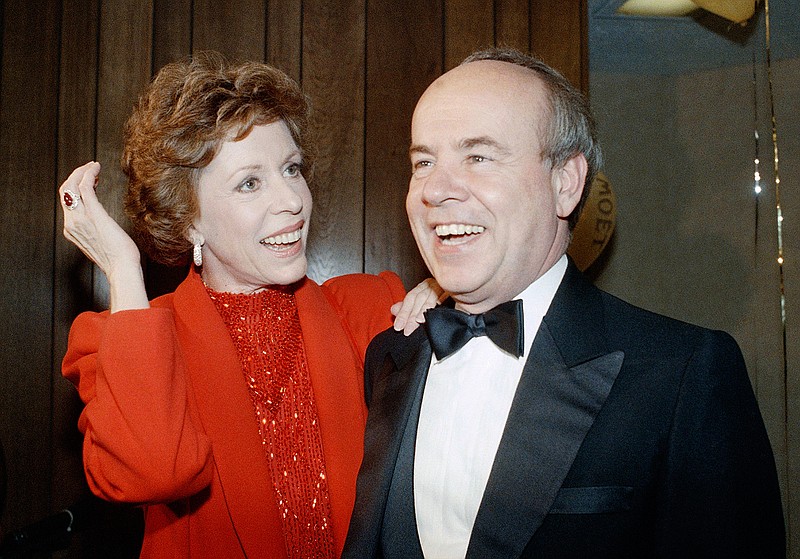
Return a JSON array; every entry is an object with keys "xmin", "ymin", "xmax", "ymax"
[
  {"xmin": 413, "ymin": 160, "xmax": 432, "ymax": 170},
  {"xmin": 469, "ymin": 155, "xmax": 488, "ymax": 163}
]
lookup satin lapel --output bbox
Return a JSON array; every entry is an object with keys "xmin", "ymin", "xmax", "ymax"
[
  {"xmin": 172, "ymin": 271, "xmax": 284, "ymax": 558},
  {"xmin": 467, "ymin": 262, "xmax": 624, "ymax": 559},
  {"xmin": 346, "ymin": 328, "xmax": 432, "ymax": 557},
  {"xmin": 294, "ymin": 279, "xmax": 368, "ymax": 555}
]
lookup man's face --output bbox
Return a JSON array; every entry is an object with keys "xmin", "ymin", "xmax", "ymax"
[{"xmin": 407, "ymin": 60, "xmax": 584, "ymax": 313}]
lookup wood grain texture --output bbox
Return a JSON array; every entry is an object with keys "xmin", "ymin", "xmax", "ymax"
[
  {"xmin": 192, "ymin": 0, "xmax": 266, "ymax": 60},
  {"xmin": 267, "ymin": 0, "xmax": 303, "ymax": 82},
  {"xmin": 94, "ymin": 0, "xmax": 154, "ymax": 309},
  {"xmin": 496, "ymin": 0, "xmax": 530, "ymax": 52},
  {"xmin": 530, "ymin": 0, "xmax": 588, "ymax": 91},
  {"xmin": 302, "ymin": 0, "xmax": 366, "ymax": 282},
  {"xmin": 0, "ymin": 0, "xmax": 61, "ymax": 532},
  {"xmin": 364, "ymin": 0, "xmax": 441, "ymax": 286},
  {"xmin": 153, "ymin": 0, "xmax": 192, "ymax": 70},
  {"xmin": 146, "ymin": 0, "xmax": 194, "ymax": 299},
  {"xmin": 53, "ymin": 0, "xmax": 100, "ymax": 523},
  {"xmin": 445, "ymin": 0, "xmax": 494, "ymax": 70}
]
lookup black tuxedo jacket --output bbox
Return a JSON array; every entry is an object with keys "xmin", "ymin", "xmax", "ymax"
[{"xmin": 343, "ymin": 262, "xmax": 785, "ymax": 558}]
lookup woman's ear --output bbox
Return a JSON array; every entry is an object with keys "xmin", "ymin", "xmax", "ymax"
[
  {"xmin": 186, "ymin": 225, "xmax": 204, "ymax": 247},
  {"xmin": 553, "ymin": 153, "xmax": 588, "ymax": 219},
  {"xmin": 187, "ymin": 226, "xmax": 205, "ymax": 267}
]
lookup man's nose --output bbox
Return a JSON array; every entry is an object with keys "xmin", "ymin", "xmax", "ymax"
[{"xmin": 421, "ymin": 165, "xmax": 469, "ymax": 206}]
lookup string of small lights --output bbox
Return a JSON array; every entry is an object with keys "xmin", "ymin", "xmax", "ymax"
[{"xmin": 761, "ymin": 0, "xmax": 790, "ymax": 536}]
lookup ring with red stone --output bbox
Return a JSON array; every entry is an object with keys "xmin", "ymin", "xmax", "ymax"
[{"xmin": 63, "ymin": 189, "xmax": 81, "ymax": 210}]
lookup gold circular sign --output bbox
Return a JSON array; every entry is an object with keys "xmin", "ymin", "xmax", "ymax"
[{"xmin": 567, "ymin": 172, "xmax": 616, "ymax": 271}]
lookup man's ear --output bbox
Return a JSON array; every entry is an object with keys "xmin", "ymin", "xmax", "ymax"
[{"xmin": 553, "ymin": 153, "xmax": 588, "ymax": 219}]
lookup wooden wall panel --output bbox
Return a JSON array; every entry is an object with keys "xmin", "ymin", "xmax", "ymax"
[
  {"xmin": 445, "ymin": 0, "xmax": 495, "ymax": 70},
  {"xmin": 302, "ymin": 0, "xmax": 366, "ymax": 282},
  {"xmin": 144, "ymin": 0, "xmax": 194, "ymax": 299},
  {"xmin": 193, "ymin": 0, "xmax": 267, "ymax": 60},
  {"xmin": 0, "ymin": 0, "xmax": 60, "ymax": 533},
  {"xmin": 94, "ymin": 0, "xmax": 154, "ymax": 309},
  {"xmin": 496, "ymin": 0, "xmax": 531, "ymax": 51},
  {"xmin": 153, "ymin": 0, "xmax": 192, "ymax": 70},
  {"xmin": 53, "ymin": 0, "xmax": 100, "ymax": 521},
  {"xmin": 364, "ymin": 0, "xmax": 441, "ymax": 285},
  {"xmin": 531, "ymin": 0, "xmax": 588, "ymax": 91},
  {"xmin": 266, "ymin": 0, "xmax": 303, "ymax": 82}
]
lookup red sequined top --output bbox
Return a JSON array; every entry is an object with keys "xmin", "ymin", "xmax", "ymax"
[{"xmin": 208, "ymin": 286, "xmax": 335, "ymax": 559}]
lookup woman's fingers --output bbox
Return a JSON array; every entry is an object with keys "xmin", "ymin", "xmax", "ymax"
[
  {"xmin": 59, "ymin": 161, "xmax": 99, "ymax": 213},
  {"xmin": 393, "ymin": 278, "xmax": 446, "ymax": 335},
  {"xmin": 58, "ymin": 161, "xmax": 140, "ymax": 275}
]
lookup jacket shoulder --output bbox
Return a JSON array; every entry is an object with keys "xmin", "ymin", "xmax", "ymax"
[
  {"xmin": 318, "ymin": 271, "xmax": 406, "ymax": 358},
  {"xmin": 597, "ymin": 288, "xmax": 738, "ymax": 354},
  {"xmin": 321, "ymin": 271, "xmax": 405, "ymax": 307}
]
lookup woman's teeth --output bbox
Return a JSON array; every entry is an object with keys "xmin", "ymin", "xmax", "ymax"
[{"xmin": 261, "ymin": 229, "xmax": 302, "ymax": 246}]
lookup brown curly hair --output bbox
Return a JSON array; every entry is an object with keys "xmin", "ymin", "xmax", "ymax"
[{"xmin": 122, "ymin": 51, "xmax": 313, "ymax": 266}]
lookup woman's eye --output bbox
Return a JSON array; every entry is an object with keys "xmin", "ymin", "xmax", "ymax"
[
  {"xmin": 284, "ymin": 162, "xmax": 303, "ymax": 177},
  {"xmin": 238, "ymin": 178, "xmax": 258, "ymax": 192},
  {"xmin": 412, "ymin": 160, "xmax": 432, "ymax": 171}
]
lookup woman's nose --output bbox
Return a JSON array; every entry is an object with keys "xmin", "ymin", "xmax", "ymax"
[{"xmin": 270, "ymin": 180, "xmax": 304, "ymax": 214}]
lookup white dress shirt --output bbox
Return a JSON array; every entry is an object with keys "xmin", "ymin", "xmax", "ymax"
[{"xmin": 414, "ymin": 256, "xmax": 568, "ymax": 559}]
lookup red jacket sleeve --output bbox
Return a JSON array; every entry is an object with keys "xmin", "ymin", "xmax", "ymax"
[
  {"xmin": 62, "ymin": 308, "xmax": 214, "ymax": 503},
  {"xmin": 320, "ymin": 271, "xmax": 406, "ymax": 359}
]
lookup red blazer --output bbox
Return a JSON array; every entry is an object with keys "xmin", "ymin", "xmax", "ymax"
[{"xmin": 63, "ymin": 268, "xmax": 405, "ymax": 558}]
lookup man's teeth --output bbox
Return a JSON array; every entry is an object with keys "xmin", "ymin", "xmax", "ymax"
[
  {"xmin": 435, "ymin": 224, "xmax": 485, "ymax": 237},
  {"xmin": 261, "ymin": 229, "xmax": 302, "ymax": 245}
]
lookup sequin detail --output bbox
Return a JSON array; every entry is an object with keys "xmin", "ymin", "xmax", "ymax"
[{"xmin": 208, "ymin": 287, "xmax": 335, "ymax": 559}]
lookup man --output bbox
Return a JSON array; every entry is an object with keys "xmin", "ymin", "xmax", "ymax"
[{"xmin": 342, "ymin": 48, "xmax": 785, "ymax": 558}]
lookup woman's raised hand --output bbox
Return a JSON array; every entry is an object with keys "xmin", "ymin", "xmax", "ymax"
[
  {"xmin": 391, "ymin": 278, "xmax": 447, "ymax": 336},
  {"xmin": 59, "ymin": 161, "xmax": 149, "ymax": 311}
]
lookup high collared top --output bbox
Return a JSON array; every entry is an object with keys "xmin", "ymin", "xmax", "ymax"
[
  {"xmin": 208, "ymin": 287, "xmax": 336, "ymax": 559},
  {"xmin": 414, "ymin": 255, "xmax": 568, "ymax": 559}
]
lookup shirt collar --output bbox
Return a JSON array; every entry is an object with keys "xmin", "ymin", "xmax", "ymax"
[{"xmin": 515, "ymin": 255, "xmax": 568, "ymax": 357}]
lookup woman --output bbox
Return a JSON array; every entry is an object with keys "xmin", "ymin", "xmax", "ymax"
[{"xmin": 59, "ymin": 52, "xmax": 436, "ymax": 559}]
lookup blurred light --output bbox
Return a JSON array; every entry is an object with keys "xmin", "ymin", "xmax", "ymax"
[{"xmin": 618, "ymin": 0, "xmax": 757, "ymax": 23}]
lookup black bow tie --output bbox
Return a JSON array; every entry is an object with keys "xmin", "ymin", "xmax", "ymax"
[{"xmin": 423, "ymin": 299, "xmax": 524, "ymax": 360}]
